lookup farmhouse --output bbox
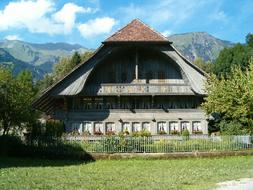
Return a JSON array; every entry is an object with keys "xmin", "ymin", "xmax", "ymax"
[{"xmin": 33, "ymin": 19, "xmax": 208, "ymax": 135}]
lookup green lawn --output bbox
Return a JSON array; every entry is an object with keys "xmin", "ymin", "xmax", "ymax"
[{"xmin": 0, "ymin": 156, "xmax": 253, "ymax": 190}]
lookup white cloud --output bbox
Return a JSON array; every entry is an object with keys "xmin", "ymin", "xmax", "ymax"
[
  {"xmin": 0, "ymin": 0, "xmax": 56, "ymax": 33},
  {"xmin": 209, "ymin": 10, "xmax": 227, "ymax": 22},
  {"xmin": 117, "ymin": 0, "xmax": 209, "ymax": 27},
  {"xmin": 78, "ymin": 17, "xmax": 116, "ymax": 39},
  {"xmin": 4, "ymin": 35, "xmax": 22, "ymax": 41},
  {"xmin": 0, "ymin": 0, "xmax": 93, "ymax": 35},
  {"xmin": 53, "ymin": 3, "xmax": 91, "ymax": 34},
  {"xmin": 162, "ymin": 30, "xmax": 172, "ymax": 37}
]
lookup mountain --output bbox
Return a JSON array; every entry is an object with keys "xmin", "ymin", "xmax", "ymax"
[
  {"xmin": 0, "ymin": 40, "xmax": 90, "ymax": 75},
  {"xmin": 0, "ymin": 32, "xmax": 233, "ymax": 80},
  {"xmin": 0, "ymin": 48, "xmax": 46, "ymax": 79},
  {"xmin": 169, "ymin": 32, "xmax": 234, "ymax": 62}
]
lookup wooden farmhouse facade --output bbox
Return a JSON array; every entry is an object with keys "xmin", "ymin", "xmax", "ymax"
[{"xmin": 33, "ymin": 19, "xmax": 208, "ymax": 135}]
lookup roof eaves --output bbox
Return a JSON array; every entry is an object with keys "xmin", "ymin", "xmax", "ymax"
[{"xmin": 32, "ymin": 44, "xmax": 104, "ymax": 107}]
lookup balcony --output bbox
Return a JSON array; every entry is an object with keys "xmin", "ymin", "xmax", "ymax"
[{"xmin": 85, "ymin": 83, "xmax": 194, "ymax": 96}]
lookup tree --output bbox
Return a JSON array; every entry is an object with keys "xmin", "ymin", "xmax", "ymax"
[
  {"xmin": 51, "ymin": 52, "xmax": 82, "ymax": 83},
  {"xmin": 202, "ymin": 58, "xmax": 253, "ymax": 134},
  {"xmin": 0, "ymin": 67, "xmax": 37, "ymax": 135},
  {"xmin": 35, "ymin": 74, "xmax": 54, "ymax": 95},
  {"xmin": 213, "ymin": 34, "xmax": 253, "ymax": 76},
  {"xmin": 81, "ymin": 51, "xmax": 94, "ymax": 62},
  {"xmin": 246, "ymin": 33, "xmax": 253, "ymax": 47},
  {"xmin": 70, "ymin": 51, "xmax": 81, "ymax": 66},
  {"xmin": 37, "ymin": 51, "xmax": 93, "ymax": 92},
  {"xmin": 193, "ymin": 58, "xmax": 213, "ymax": 73}
]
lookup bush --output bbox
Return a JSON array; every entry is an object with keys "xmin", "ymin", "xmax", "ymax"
[
  {"xmin": 219, "ymin": 120, "xmax": 249, "ymax": 135},
  {"xmin": 0, "ymin": 135, "xmax": 94, "ymax": 161},
  {"xmin": 181, "ymin": 129, "xmax": 190, "ymax": 140},
  {"xmin": 158, "ymin": 130, "xmax": 167, "ymax": 135},
  {"xmin": 131, "ymin": 130, "xmax": 151, "ymax": 137},
  {"xmin": 0, "ymin": 135, "xmax": 24, "ymax": 156},
  {"xmin": 171, "ymin": 130, "xmax": 180, "ymax": 135},
  {"xmin": 45, "ymin": 120, "xmax": 65, "ymax": 137}
]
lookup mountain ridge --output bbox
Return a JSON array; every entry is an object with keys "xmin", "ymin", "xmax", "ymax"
[
  {"xmin": 0, "ymin": 32, "xmax": 234, "ymax": 79},
  {"xmin": 169, "ymin": 32, "xmax": 234, "ymax": 61}
]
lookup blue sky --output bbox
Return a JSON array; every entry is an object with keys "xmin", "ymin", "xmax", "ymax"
[{"xmin": 0, "ymin": 0, "xmax": 252, "ymax": 48}]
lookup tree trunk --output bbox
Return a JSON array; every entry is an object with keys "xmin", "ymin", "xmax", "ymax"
[{"xmin": 2, "ymin": 120, "xmax": 9, "ymax": 135}]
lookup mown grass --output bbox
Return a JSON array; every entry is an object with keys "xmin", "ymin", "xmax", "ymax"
[{"xmin": 0, "ymin": 156, "xmax": 253, "ymax": 190}]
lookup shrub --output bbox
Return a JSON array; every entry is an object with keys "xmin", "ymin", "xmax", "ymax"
[
  {"xmin": 158, "ymin": 130, "xmax": 167, "ymax": 135},
  {"xmin": 181, "ymin": 129, "xmax": 190, "ymax": 140},
  {"xmin": 105, "ymin": 131, "xmax": 116, "ymax": 136},
  {"xmin": 0, "ymin": 135, "xmax": 24, "ymax": 156},
  {"xmin": 171, "ymin": 130, "xmax": 180, "ymax": 135},
  {"xmin": 0, "ymin": 135, "xmax": 94, "ymax": 161},
  {"xmin": 219, "ymin": 120, "xmax": 249, "ymax": 135},
  {"xmin": 45, "ymin": 120, "xmax": 65, "ymax": 137},
  {"xmin": 94, "ymin": 131, "xmax": 103, "ymax": 136},
  {"xmin": 192, "ymin": 131, "xmax": 203, "ymax": 135},
  {"xmin": 131, "ymin": 130, "xmax": 151, "ymax": 137}
]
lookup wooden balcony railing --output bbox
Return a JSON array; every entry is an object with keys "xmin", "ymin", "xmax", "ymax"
[{"xmin": 85, "ymin": 83, "xmax": 193, "ymax": 95}]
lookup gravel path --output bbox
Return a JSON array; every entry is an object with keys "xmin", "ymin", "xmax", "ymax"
[{"xmin": 216, "ymin": 178, "xmax": 253, "ymax": 190}]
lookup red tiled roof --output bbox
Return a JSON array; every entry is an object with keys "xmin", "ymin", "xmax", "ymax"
[{"xmin": 104, "ymin": 19, "xmax": 170, "ymax": 43}]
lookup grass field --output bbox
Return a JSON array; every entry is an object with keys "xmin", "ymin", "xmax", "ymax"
[{"xmin": 0, "ymin": 156, "xmax": 253, "ymax": 190}]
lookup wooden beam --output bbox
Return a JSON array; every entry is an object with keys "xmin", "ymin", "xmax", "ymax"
[{"xmin": 135, "ymin": 48, "xmax": 138, "ymax": 80}]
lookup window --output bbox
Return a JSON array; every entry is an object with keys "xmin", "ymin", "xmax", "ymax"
[
  {"xmin": 83, "ymin": 122, "xmax": 92, "ymax": 135},
  {"xmin": 181, "ymin": 121, "xmax": 190, "ymax": 131},
  {"xmin": 71, "ymin": 123, "xmax": 82, "ymax": 134},
  {"xmin": 192, "ymin": 121, "xmax": 202, "ymax": 134},
  {"xmin": 106, "ymin": 103, "xmax": 112, "ymax": 109},
  {"xmin": 94, "ymin": 122, "xmax": 103, "ymax": 135},
  {"xmin": 157, "ymin": 122, "xmax": 167, "ymax": 134},
  {"xmin": 142, "ymin": 122, "xmax": 150, "ymax": 132},
  {"xmin": 96, "ymin": 103, "xmax": 103, "ymax": 109},
  {"xmin": 106, "ymin": 122, "xmax": 116, "ymax": 134},
  {"xmin": 169, "ymin": 122, "xmax": 179, "ymax": 134},
  {"xmin": 132, "ymin": 122, "xmax": 141, "ymax": 132},
  {"xmin": 122, "ymin": 122, "xmax": 130, "ymax": 132}
]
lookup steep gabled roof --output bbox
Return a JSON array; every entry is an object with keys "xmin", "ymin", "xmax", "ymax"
[{"xmin": 104, "ymin": 19, "xmax": 171, "ymax": 43}]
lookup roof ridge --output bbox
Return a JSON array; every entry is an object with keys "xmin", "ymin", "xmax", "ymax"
[
  {"xmin": 103, "ymin": 19, "xmax": 137, "ymax": 42},
  {"xmin": 104, "ymin": 18, "xmax": 170, "ymax": 43},
  {"xmin": 133, "ymin": 19, "xmax": 168, "ymax": 41}
]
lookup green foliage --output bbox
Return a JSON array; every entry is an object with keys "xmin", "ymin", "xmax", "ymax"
[
  {"xmin": 0, "ymin": 135, "xmax": 23, "ymax": 156},
  {"xmin": 202, "ymin": 58, "xmax": 253, "ymax": 134},
  {"xmin": 193, "ymin": 58, "xmax": 213, "ymax": 73},
  {"xmin": 246, "ymin": 33, "xmax": 253, "ymax": 47},
  {"xmin": 181, "ymin": 129, "xmax": 190, "ymax": 140},
  {"xmin": 36, "ymin": 51, "xmax": 93, "ymax": 92},
  {"xmin": 44, "ymin": 120, "xmax": 65, "ymax": 138},
  {"xmin": 0, "ymin": 67, "xmax": 38, "ymax": 135},
  {"xmin": 70, "ymin": 51, "xmax": 81, "ymax": 66},
  {"xmin": 0, "ymin": 135, "xmax": 93, "ymax": 161},
  {"xmin": 213, "ymin": 34, "xmax": 253, "ymax": 76},
  {"xmin": 131, "ymin": 130, "xmax": 152, "ymax": 137},
  {"xmin": 218, "ymin": 120, "xmax": 249, "ymax": 135}
]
